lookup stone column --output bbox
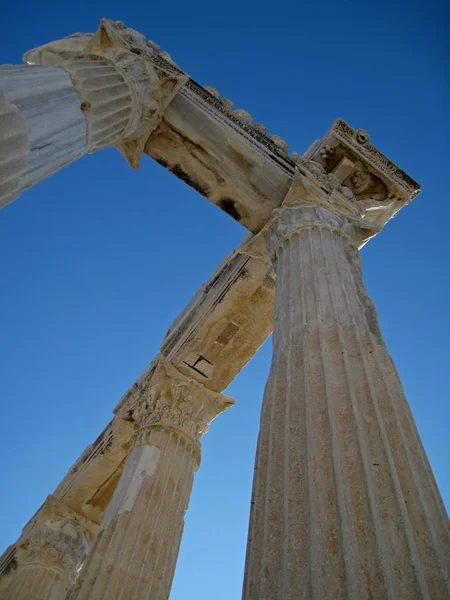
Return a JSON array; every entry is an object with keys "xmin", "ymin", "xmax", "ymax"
[
  {"xmin": 68, "ymin": 358, "xmax": 233, "ymax": 600},
  {"xmin": 4, "ymin": 496, "xmax": 95, "ymax": 600},
  {"xmin": 0, "ymin": 18, "xmax": 186, "ymax": 208},
  {"xmin": 243, "ymin": 201, "xmax": 450, "ymax": 599}
]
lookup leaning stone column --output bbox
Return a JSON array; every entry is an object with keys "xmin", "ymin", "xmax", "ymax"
[
  {"xmin": 68, "ymin": 358, "xmax": 233, "ymax": 600},
  {"xmin": 0, "ymin": 18, "xmax": 186, "ymax": 208},
  {"xmin": 243, "ymin": 184, "xmax": 450, "ymax": 597},
  {"xmin": 4, "ymin": 495, "xmax": 96, "ymax": 600}
]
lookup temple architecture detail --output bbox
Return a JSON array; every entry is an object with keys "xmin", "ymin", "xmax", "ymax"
[
  {"xmin": 242, "ymin": 181, "xmax": 450, "ymax": 599},
  {"xmin": 0, "ymin": 19, "xmax": 186, "ymax": 208},
  {"xmin": 67, "ymin": 359, "xmax": 233, "ymax": 600},
  {"xmin": 3, "ymin": 496, "xmax": 96, "ymax": 600},
  {"xmin": 1, "ymin": 16, "xmax": 448, "ymax": 600}
]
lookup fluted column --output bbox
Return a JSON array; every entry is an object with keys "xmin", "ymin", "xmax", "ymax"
[
  {"xmin": 0, "ymin": 18, "xmax": 186, "ymax": 208},
  {"xmin": 243, "ymin": 202, "xmax": 450, "ymax": 599},
  {"xmin": 4, "ymin": 496, "xmax": 95, "ymax": 600},
  {"xmin": 69, "ymin": 358, "xmax": 233, "ymax": 600}
]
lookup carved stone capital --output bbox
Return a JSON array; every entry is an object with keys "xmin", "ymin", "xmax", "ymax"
[
  {"xmin": 17, "ymin": 496, "xmax": 95, "ymax": 583},
  {"xmin": 128, "ymin": 358, "xmax": 234, "ymax": 448},
  {"xmin": 267, "ymin": 204, "xmax": 358, "ymax": 260},
  {"xmin": 24, "ymin": 19, "xmax": 187, "ymax": 167}
]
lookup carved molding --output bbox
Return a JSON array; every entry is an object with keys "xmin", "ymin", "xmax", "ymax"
[
  {"xmin": 24, "ymin": 19, "xmax": 188, "ymax": 168},
  {"xmin": 127, "ymin": 358, "xmax": 234, "ymax": 445},
  {"xmin": 267, "ymin": 204, "xmax": 358, "ymax": 260},
  {"xmin": 332, "ymin": 119, "xmax": 419, "ymax": 195}
]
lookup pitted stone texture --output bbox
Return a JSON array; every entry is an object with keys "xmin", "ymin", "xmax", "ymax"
[
  {"xmin": 3, "ymin": 496, "xmax": 95, "ymax": 600},
  {"xmin": 0, "ymin": 19, "xmax": 187, "ymax": 208},
  {"xmin": 24, "ymin": 18, "xmax": 188, "ymax": 169},
  {"xmin": 68, "ymin": 361, "xmax": 233, "ymax": 600},
  {"xmin": 243, "ymin": 204, "xmax": 450, "ymax": 600}
]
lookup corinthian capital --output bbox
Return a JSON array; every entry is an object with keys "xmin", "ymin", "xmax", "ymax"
[
  {"xmin": 24, "ymin": 18, "xmax": 188, "ymax": 167},
  {"xmin": 129, "ymin": 358, "xmax": 234, "ymax": 445},
  {"xmin": 18, "ymin": 496, "xmax": 95, "ymax": 583},
  {"xmin": 266, "ymin": 204, "xmax": 356, "ymax": 257}
]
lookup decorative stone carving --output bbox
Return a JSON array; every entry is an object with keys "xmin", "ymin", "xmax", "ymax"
[
  {"xmin": 269, "ymin": 134, "xmax": 288, "ymax": 154},
  {"xmin": 24, "ymin": 18, "xmax": 188, "ymax": 168},
  {"xmin": 67, "ymin": 359, "xmax": 233, "ymax": 600},
  {"xmin": 20, "ymin": 518, "xmax": 88, "ymax": 578},
  {"xmin": 304, "ymin": 118, "xmax": 419, "ymax": 204},
  {"xmin": 233, "ymin": 108, "xmax": 253, "ymax": 124},
  {"xmin": 0, "ymin": 19, "xmax": 187, "ymax": 208},
  {"xmin": 254, "ymin": 123, "xmax": 268, "ymax": 134},
  {"xmin": 267, "ymin": 203, "xmax": 357, "ymax": 258},
  {"xmin": 131, "ymin": 358, "xmax": 233, "ymax": 436},
  {"xmin": 3, "ymin": 496, "xmax": 95, "ymax": 600},
  {"xmin": 203, "ymin": 86, "xmax": 220, "ymax": 99}
]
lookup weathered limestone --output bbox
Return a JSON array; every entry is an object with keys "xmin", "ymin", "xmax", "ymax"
[
  {"xmin": 0, "ymin": 235, "xmax": 275, "ymax": 594},
  {"xmin": 1, "ymin": 12, "xmax": 444, "ymax": 594},
  {"xmin": 0, "ymin": 19, "xmax": 186, "ymax": 208},
  {"xmin": 3, "ymin": 496, "xmax": 96, "ymax": 600},
  {"xmin": 243, "ymin": 180, "xmax": 450, "ymax": 598},
  {"xmin": 68, "ymin": 358, "xmax": 233, "ymax": 600}
]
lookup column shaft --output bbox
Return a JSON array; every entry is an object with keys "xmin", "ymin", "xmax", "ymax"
[
  {"xmin": 69, "ymin": 427, "xmax": 197, "ymax": 600},
  {"xmin": 0, "ymin": 18, "xmax": 187, "ymax": 209},
  {"xmin": 243, "ymin": 206, "xmax": 450, "ymax": 599},
  {"xmin": 0, "ymin": 59, "xmax": 132, "ymax": 208},
  {"xmin": 4, "ymin": 565, "xmax": 66, "ymax": 600}
]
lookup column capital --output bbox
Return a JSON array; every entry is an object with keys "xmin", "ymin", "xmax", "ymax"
[
  {"xmin": 267, "ymin": 203, "xmax": 358, "ymax": 258},
  {"xmin": 127, "ymin": 358, "xmax": 234, "ymax": 448},
  {"xmin": 17, "ymin": 495, "xmax": 95, "ymax": 583},
  {"xmin": 24, "ymin": 18, "xmax": 187, "ymax": 167},
  {"xmin": 241, "ymin": 172, "xmax": 381, "ymax": 266}
]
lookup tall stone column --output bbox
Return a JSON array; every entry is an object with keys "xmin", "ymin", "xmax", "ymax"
[
  {"xmin": 243, "ymin": 191, "xmax": 450, "ymax": 597},
  {"xmin": 68, "ymin": 358, "xmax": 233, "ymax": 600},
  {"xmin": 4, "ymin": 495, "xmax": 96, "ymax": 600},
  {"xmin": 0, "ymin": 18, "xmax": 186, "ymax": 208}
]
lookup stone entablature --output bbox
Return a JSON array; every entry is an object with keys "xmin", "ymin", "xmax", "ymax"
[{"xmin": 17, "ymin": 19, "xmax": 419, "ymax": 232}]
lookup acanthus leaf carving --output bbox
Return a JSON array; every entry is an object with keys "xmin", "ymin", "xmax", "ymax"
[
  {"xmin": 17, "ymin": 496, "xmax": 95, "ymax": 584},
  {"xmin": 129, "ymin": 357, "xmax": 234, "ymax": 443}
]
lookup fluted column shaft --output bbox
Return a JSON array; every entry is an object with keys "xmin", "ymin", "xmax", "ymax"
[
  {"xmin": 69, "ymin": 359, "xmax": 233, "ymax": 600},
  {"xmin": 0, "ymin": 59, "xmax": 133, "ymax": 208},
  {"xmin": 69, "ymin": 427, "xmax": 196, "ymax": 600},
  {"xmin": 243, "ymin": 204, "xmax": 450, "ymax": 600},
  {"xmin": 4, "ymin": 496, "xmax": 94, "ymax": 600},
  {"xmin": 5, "ymin": 563, "xmax": 67, "ymax": 600},
  {"xmin": 0, "ymin": 18, "xmax": 187, "ymax": 209}
]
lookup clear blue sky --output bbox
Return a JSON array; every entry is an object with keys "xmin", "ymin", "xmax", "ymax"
[{"xmin": 1, "ymin": 1, "xmax": 449, "ymax": 598}]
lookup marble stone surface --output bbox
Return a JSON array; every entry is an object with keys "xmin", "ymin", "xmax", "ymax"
[
  {"xmin": 2, "ymin": 496, "xmax": 96, "ymax": 600},
  {"xmin": 242, "ymin": 198, "xmax": 450, "ymax": 599},
  {"xmin": 67, "ymin": 359, "xmax": 233, "ymax": 600}
]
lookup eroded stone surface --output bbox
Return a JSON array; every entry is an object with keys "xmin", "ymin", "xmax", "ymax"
[
  {"xmin": 2, "ymin": 496, "xmax": 96, "ymax": 600},
  {"xmin": 67, "ymin": 359, "xmax": 233, "ymax": 600},
  {"xmin": 2, "ymin": 17, "xmax": 443, "ymax": 600},
  {"xmin": 242, "ymin": 188, "xmax": 449, "ymax": 599}
]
